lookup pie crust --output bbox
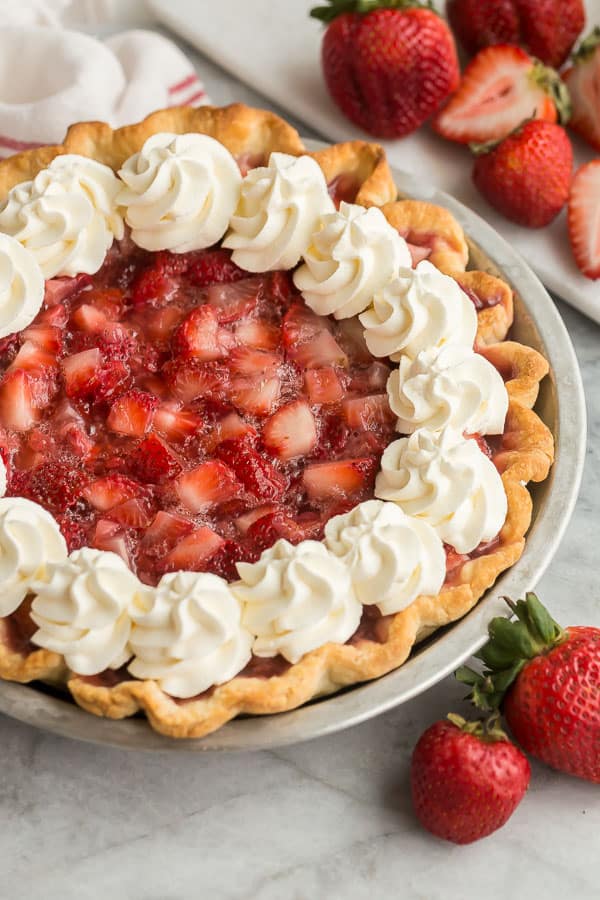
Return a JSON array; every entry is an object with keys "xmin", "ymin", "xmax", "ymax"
[{"xmin": 0, "ymin": 104, "xmax": 554, "ymax": 738}]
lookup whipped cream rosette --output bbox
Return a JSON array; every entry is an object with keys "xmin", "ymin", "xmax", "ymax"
[
  {"xmin": 118, "ymin": 132, "xmax": 242, "ymax": 253},
  {"xmin": 128, "ymin": 571, "xmax": 252, "ymax": 699},
  {"xmin": 375, "ymin": 428, "xmax": 507, "ymax": 554},
  {"xmin": 387, "ymin": 344, "xmax": 508, "ymax": 436},
  {"xmin": 223, "ymin": 152, "xmax": 334, "ymax": 271},
  {"xmin": 0, "ymin": 155, "xmax": 124, "ymax": 278},
  {"xmin": 30, "ymin": 548, "xmax": 145, "ymax": 675},
  {"xmin": 0, "ymin": 233, "xmax": 45, "ymax": 338},
  {"xmin": 294, "ymin": 201, "xmax": 411, "ymax": 319},
  {"xmin": 324, "ymin": 500, "xmax": 445, "ymax": 615},
  {"xmin": 0, "ymin": 498, "xmax": 67, "ymax": 618},
  {"xmin": 359, "ymin": 260, "xmax": 477, "ymax": 361},
  {"xmin": 235, "ymin": 538, "xmax": 361, "ymax": 663}
]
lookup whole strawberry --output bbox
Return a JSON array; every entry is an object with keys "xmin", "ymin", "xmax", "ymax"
[
  {"xmin": 472, "ymin": 120, "xmax": 573, "ymax": 228},
  {"xmin": 411, "ymin": 715, "xmax": 530, "ymax": 844},
  {"xmin": 564, "ymin": 28, "xmax": 600, "ymax": 154},
  {"xmin": 459, "ymin": 593, "xmax": 600, "ymax": 783},
  {"xmin": 446, "ymin": 0, "xmax": 585, "ymax": 70},
  {"xmin": 433, "ymin": 45, "xmax": 571, "ymax": 146},
  {"xmin": 310, "ymin": 0, "xmax": 459, "ymax": 138}
]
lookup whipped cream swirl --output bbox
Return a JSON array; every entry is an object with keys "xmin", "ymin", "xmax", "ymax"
[
  {"xmin": 128, "ymin": 571, "xmax": 252, "ymax": 699},
  {"xmin": 324, "ymin": 500, "xmax": 445, "ymax": 615},
  {"xmin": 0, "ymin": 498, "xmax": 67, "ymax": 617},
  {"xmin": 0, "ymin": 154, "xmax": 124, "ymax": 279},
  {"xmin": 359, "ymin": 261, "xmax": 477, "ymax": 361},
  {"xmin": 235, "ymin": 538, "xmax": 361, "ymax": 663},
  {"xmin": 293, "ymin": 201, "xmax": 411, "ymax": 319},
  {"xmin": 223, "ymin": 152, "xmax": 333, "ymax": 271},
  {"xmin": 388, "ymin": 345, "xmax": 508, "ymax": 435},
  {"xmin": 30, "ymin": 548, "xmax": 143, "ymax": 675},
  {"xmin": 118, "ymin": 132, "xmax": 242, "ymax": 253},
  {"xmin": 375, "ymin": 428, "xmax": 507, "ymax": 554},
  {"xmin": 0, "ymin": 233, "xmax": 45, "ymax": 338}
]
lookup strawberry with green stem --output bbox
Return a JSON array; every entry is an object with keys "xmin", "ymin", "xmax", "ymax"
[{"xmin": 457, "ymin": 592, "xmax": 600, "ymax": 783}]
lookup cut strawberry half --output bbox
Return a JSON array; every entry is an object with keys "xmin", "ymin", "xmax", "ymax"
[
  {"xmin": 206, "ymin": 411, "xmax": 256, "ymax": 451},
  {"xmin": 283, "ymin": 303, "xmax": 348, "ymax": 369},
  {"xmin": 82, "ymin": 475, "xmax": 142, "ymax": 511},
  {"xmin": 172, "ymin": 305, "xmax": 230, "ymax": 361},
  {"xmin": 130, "ymin": 434, "xmax": 182, "ymax": 484},
  {"xmin": 234, "ymin": 319, "xmax": 281, "ymax": 350},
  {"xmin": 303, "ymin": 457, "xmax": 378, "ymax": 501},
  {"xmin": 304, "ymin": 367, "xmax": 345, "ymax": 405},
  {"xmin": 230, "ymin": 375, "xmax": 281, "ymax": 417},
  {"xmin": 106, "ymin": 496, "xmax": 155, "ymax": 529},
  {"xmin": 262, "ymin": 400, "xmax": 318, "ymax": 461},
  {"xmin": 216, "ymin": 434, "xmax": 287, "ymax": 501},
  {"xmin": 229, "ymin": 346, "xmax": 282, "ymax": 376},
  {"xmin": 0, "ymin": 370, "xmax": 37, "ymax": 432},
  {"xmin": 153, "ymin": 402, "xmax": 202, "ymax": 442},
  {"xmin": 206, "ymin": 276, "xmax": 263, "ymax": 323},
  {"xmin": 62, "ymin": 349, "xmax": 130, "ymax": 404},
  {"xmin": 175, "ymin": 459, "xmax": 242, "ymax": 512},
  {"xmin": 163, "ymin": 526, "xmax": 226, "ymax": 572},
  {"xmin": 342, "ymin": 394, "xmax": 394, "ymax": 429},
  {"xmin": 433, "ymin": 45, "xmax": 568, "ymax": 145},
  {"xmin": 21, "ymin": 324, "xmax": 63, "ymax": 354},
  {"xmin": 106, "ymin": 389, "xmax": 159, "ymax": 437},
  {"xmin": 564, "ymin": 31, "xmax": 600, "ymax": 153},
  {"xmin": 164, "ymin": 360, "xmax": 231, "ymax": 404},
  {"xmin": 568, "ymin": 160, "xmax": 600, "ymax": 280}
]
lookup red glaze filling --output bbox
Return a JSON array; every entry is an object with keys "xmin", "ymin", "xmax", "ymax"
[{"xmin": 0, "ymin": 239, "xmax": 397, "ymax": 586}]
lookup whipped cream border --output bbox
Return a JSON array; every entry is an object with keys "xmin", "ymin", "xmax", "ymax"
[{"xmin": 0, "ymin": 142, "xmax": 511, "ymax": 695}]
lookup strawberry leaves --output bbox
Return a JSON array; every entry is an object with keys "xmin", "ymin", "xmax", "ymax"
[{"xmin": 310, "ymin": 0, "xmax": 433, "ymax": 23}]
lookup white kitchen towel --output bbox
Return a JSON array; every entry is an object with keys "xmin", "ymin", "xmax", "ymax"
[{"xmin": 0, "ymin": 24, "xmax": 208, "ymax": 157}]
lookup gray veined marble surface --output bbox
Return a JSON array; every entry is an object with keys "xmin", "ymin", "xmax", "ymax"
[{"xmin": 1, "ymin": 35, "xmax": 600, "ymax": 900}]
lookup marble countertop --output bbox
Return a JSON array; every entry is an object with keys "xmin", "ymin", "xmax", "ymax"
[{"xmin": 2, "ymin": 33, "xmax": 600, "ymax": 900}]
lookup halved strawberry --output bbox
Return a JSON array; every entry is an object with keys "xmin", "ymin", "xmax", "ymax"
[
  {"xmin": 172, "ymin": 305, "xmax": 230, "ymax": 361},
  {"xmin": 8, "ymin": 340, "xmax": 57, "ymax": 374},
  {"xmin": 342, "ymin": 394, "xmax": 394, "ymax": 429},
  {"xmin": 163, "ymin": 526, "xmax": 226, "ymax": 572},
  {"xmin": 234, "ymin": 319, "xmax": 281, "ymax": 350},
  {"xmin": 230, "ymin": 375, "xmax": 281, "ymax": 417},
  {"xmin": 139, "ymin": 510, "xmax": 194, "ymax": 556},
  {"xmin": 283, "ymin": 304, "xmax": 348, "ymax": 369},
  {"xmin": 216, "ymin": 434, "xmax": 287, "ymax": 501},
  {"xmin": 106, "ymin": 389, "xmax": 159, "ymax": 437},
  {"xmin": 206, "ymin": 276, "xmax": 263, "ymax": 323},
  {"xmin": 187, "ymin": 248, "xmax": 246, "ymax": 287},
  {"xmin": 43, "ymin": 273, "xmax": 91, "ymax": 307},
  {"xmin": 568, "ymin": 160, "xmax": 600, "ymax": 280},
  {"xmin": 206, "ymin": 411, "xmax": 256, "ymax": 452},
  {"xmin": 235, "ymin": 503, "xmax": 281, "ymax": 535},
  {"xmin": 62, "ymin": 349, "xmax": 130, "ymax": 403},
  {"xmin": 82, "ymin": 475, "xmax": 141, "ymax": 511},
  {"xmin": 20, "ymin": 324, "xmax": 63, "ymax": 354},
  {"xmin": 0, "ymin": 370, "xmax": 37, "ymax": 431},
  {"xmin": 564, "ymin": 32, "xmax": 600, "ymax": 153},
  {"xmin": 175, "ymin": 460, "xmax": 242, "ymax": 512},
  {"xmin": 7, "ymin": 342, "xmax": 59, "ymax": 409},
  {"xmin": 164, "ymin": 359, "xmax": 231, "ymax": 404},
  {"xmin": 303, "ymin": 457, "xmax": 378, "ymax": 501},
  {"xmin": 304, "ymin": 367, "xmax": 345, "ymax": 404},
  {"xmin": 130, "ymin": 433, "xmax": 182, "ymax": 484},
  {"xmin": 91, "ymin": 519, "xmax": 131, "ymax": 565},
  {"xmin": 153, "ymin": 402, "xmax": 202, "ymax": 442},
  {"xmin": 229, "ymin": 346, "xmax": 282, "ymax": 376},
  {"xmin": 262, "ymin": 400, "xmax": 318, "ymax": 461},
  {"xmin": 433, "ymin": 45, "xmax": 568, "ymax": 145},
  {"xmin": 107, "ymin": 496, "xmax": 155, "ymax": 529}
]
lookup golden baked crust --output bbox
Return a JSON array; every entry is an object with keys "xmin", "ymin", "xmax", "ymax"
[
  {"xmin": 0, "ymin": 105, "xmax": 555, "ymax": 739},
  {"xmin": 381, "ymin": 199, "xmax": 470, "ymax": 274}
]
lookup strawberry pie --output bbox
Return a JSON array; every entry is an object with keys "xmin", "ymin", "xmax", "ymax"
[{"xmin": 0, "ymin": 104, "xmax": 554, "ymax": 739}]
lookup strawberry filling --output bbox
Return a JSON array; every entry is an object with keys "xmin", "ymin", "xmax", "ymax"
[{"xmin": 0, "ymin": 240, "xmax": 397, "ymax": 588}]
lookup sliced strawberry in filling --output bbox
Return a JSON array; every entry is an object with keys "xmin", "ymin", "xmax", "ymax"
[{"xmin": 0, "ymin": 243, "xmax": 409, "ymax": 588}]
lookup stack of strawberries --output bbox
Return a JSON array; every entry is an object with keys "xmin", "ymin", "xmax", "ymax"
[{"xmin": 311, "ymin": 0, "xmax": 600, "ymax": 279}]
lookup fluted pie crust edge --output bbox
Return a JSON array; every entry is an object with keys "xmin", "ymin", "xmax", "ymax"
[{"xmin": 0, "ymin": 104, "xmax": 554, "ymax": 739}]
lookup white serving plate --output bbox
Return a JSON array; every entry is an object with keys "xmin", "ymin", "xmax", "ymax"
[
  {"xmin": 0, "ymin": 159, "xmax": 585, "ymax": 751},
  {"xmin": 149, "ymin": 0, "xmax": 600, "ymax": 324}
]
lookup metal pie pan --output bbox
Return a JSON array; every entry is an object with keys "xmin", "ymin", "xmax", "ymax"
[{"xmin": 0, "ymin": 162, "xmax": 586, "ymax": 751}]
